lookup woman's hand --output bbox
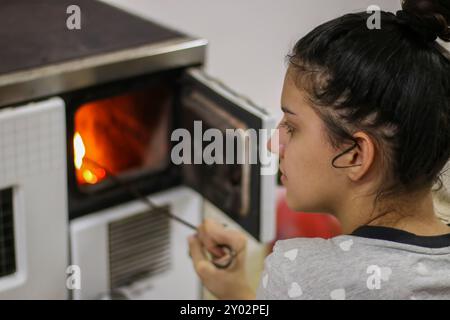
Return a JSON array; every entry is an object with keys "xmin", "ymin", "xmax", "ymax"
[{"xmin": 187, "ymin": 218, "xmax": 255, "ymax": 300}]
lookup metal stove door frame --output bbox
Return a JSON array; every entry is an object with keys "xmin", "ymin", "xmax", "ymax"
[{"xmin": 179, "ymin": 68, "xmax": 277, "ymax": 243}]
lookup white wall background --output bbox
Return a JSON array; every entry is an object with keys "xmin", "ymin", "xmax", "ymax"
[{"xmin": 101, "ymin": 0, "xmax": 402, "ymax": 119}]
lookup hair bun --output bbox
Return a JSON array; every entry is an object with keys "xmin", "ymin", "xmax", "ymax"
[{"xmin": 397, "ymin": 0, "xmax": 450, "ymax": 42}]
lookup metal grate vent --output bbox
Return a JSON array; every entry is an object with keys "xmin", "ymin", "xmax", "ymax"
[
  {"xmin": 0, "ymin": 188, "xmax": 16, "ymax": 278},
  {"xmin": 108, "ymin": 206, "xmax": 171, "ymax": 289}
]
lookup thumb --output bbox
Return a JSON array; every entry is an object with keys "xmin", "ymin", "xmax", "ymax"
[
  {"xmin": 188, "ymin": 235, "xmax": 217, "ymax": 279},
  {"xmin": 201, "ymin": 218, "xmax": 247, "ymax": 250}
]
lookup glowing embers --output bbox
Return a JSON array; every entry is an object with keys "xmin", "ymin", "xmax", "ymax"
[{"xmin": 73, "ymin": 85, "xmax": 171, "ymax": 187}]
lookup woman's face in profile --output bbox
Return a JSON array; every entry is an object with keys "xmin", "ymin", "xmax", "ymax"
[{"xmin": 269, "ymin": 69, "xmax": 347, "ymax": 214}]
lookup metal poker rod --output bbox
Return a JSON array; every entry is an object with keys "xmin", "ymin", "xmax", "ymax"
[{"xmin": 82, "ymin": 157, "xmax": 238, "ymax": 269}]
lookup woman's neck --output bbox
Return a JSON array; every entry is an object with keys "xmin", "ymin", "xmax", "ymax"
[{"xmin": 336, "ymin": 190, "xmax": 450, "ymax": 236}]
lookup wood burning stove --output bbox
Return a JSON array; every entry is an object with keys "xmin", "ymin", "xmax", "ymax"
[{"xmin": 0, "ymin": 0, "xmax": 276, "ymax": 299}]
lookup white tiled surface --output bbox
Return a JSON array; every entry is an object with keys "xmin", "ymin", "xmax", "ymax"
[
  {"xmin": 0, "ymin": 105, "xmax": 64, "ymax": 186},
  {"xmin": 0, "ymin": 97, "xmax": 69, "ymax": 299}
]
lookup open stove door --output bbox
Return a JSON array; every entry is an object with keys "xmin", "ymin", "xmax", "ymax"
[{"xmin": 178, "ymin": 68, "xmax": 277, "ymax": 242}]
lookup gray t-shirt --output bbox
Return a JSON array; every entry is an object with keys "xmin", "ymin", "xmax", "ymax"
[{"xmin": 256, "ymin": 225, "xmax": 450, "ymax": 300}]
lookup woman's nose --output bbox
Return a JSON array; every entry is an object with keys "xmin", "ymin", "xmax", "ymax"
[{"xmin": 267, "ymin": 130, "xmax": 284, "ymax": 157}]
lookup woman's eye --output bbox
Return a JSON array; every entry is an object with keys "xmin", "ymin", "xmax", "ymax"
[{"xmin": 280, "ymin": 121, "xmax": 295, "ymax": 135}]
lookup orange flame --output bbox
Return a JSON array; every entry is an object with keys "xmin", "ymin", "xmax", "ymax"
[
  {"xmin": 73, "ymin": 132, "xmax": 106, "ymax": 185},
  {"xmin": 73, "ymin": 133, "xmax": 85, "ymax": 170}
]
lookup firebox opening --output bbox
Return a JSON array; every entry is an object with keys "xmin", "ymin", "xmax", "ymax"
[{"xmin": 73, "ymin": 84, "xmax": 172, "ymax": 191}]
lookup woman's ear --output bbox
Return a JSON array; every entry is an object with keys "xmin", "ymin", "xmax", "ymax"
[{"xmin": 337, "ymin": 131, "xmax": 376, "ymax": 182}]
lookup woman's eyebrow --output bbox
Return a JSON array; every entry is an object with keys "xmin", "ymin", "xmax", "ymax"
[{"xmin": 281, "ymin": 106, "xmax": 297, "ymax": 115}]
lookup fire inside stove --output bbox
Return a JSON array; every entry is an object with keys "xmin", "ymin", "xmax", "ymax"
[
  {"xmin": 73, "ymin": 85, "xmax": 172, "ymax": 188},
  {"xmin": 74, "ymin": 132, "xmax": 106, "ymax": 184}
]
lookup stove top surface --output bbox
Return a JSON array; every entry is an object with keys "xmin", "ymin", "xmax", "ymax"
[{"xmin": 0, "ymin": 0, "xmax": 183, "ymax": 75}]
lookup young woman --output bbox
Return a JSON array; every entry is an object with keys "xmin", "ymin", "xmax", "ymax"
[{"xmin": 188, "ymin": 0, "xmax": 450, "ymax": 300}]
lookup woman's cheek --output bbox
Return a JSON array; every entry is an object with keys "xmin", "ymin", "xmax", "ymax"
[{"xmin": 284, "ymin": 147, "xmax": 301, "ymax": 185}]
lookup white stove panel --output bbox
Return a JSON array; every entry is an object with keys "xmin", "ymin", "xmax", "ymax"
[
  {"xmin": 70, "ymin": 186, "xmax": 202, "ymax": 300},
  {"xmin": 0, "ymin": 97, "xmax": 68, "ymax": 299}
]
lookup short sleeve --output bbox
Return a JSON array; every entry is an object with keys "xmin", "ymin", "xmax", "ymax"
[
  {"xmin": 255, "ymin": 237, "xmax": 333, "ymax": 300},
  {"xmin": 255, "ymin": 241, "xmax": 289, "ymax": 299}
]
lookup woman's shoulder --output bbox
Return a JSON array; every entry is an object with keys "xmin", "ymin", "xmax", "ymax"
[
  {"xmin": 258, "ymin": 235, "xmax": 358, "ymax": 299},
  {"xmin": 264, "ymin": 235, "xmax": 355, "ymax": 279},
  {"xmin": 258, "ymin": 233, "xmax": 450, "ymax": 299},
  {"xmin": 271, "ymin": 234, "xmax": 355, "ymax": 258},
  {"xmin": 264, "ymin": 234, "xmax": 379, "ymax": 285}
]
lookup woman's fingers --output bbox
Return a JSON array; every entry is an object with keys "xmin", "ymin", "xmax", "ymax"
[
  {"xmin": 197, "ymin": 222, "xmax": 227, "ymax": 257},
  {"xmin": 201, "ymin": 218, "xmax": 247, "ymax": 251},
  {"xmin": 188, "ymin": 235, "xmax": 216, "ymax": 280},
  {"xmin": 191, "ymin": 217, "xmax": 248, "ymax": 272}
]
